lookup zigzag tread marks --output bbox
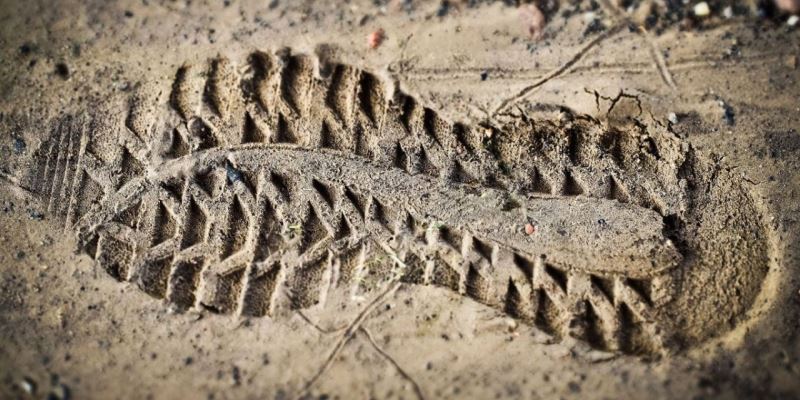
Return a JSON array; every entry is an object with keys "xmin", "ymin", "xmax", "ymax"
[
  {"xmin": 28, "ymin": 50, "xmax": 773, "ymax": 358},
  {"xmin": 152, "ymin": 52, "xmax": 685, "ymax": 218},
  {"xmin": 61, "ymin": 138, "xmax": 680, "ymax": 357},
  {"xmin": 155, "ymin": 53, "xmax": 507, "ymax": 189}
]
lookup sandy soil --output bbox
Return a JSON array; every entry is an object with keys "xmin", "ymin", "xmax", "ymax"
[{"xmin": 1, "ymin": 0, "xmax": 799, "ymax": 399}]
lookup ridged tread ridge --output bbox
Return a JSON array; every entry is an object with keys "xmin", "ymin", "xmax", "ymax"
[{"xmin": 26, "ymin": 49, "xmax": 768, "ymax": 356}]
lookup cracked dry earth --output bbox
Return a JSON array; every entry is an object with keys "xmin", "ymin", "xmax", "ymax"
[{"xmin": 1, "ymin": 1, "xmax": 799, "ymax": 399}]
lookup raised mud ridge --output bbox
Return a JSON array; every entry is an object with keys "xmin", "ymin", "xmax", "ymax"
[{"xmin": 27, "ymin": 49, "xmax": 769, "ymax": 356}]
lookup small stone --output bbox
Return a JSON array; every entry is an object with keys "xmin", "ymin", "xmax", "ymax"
[
  {"xmin": 54, "ymin": 63, "xmax": 69, "ymax": 79},
  {"xmin": 27, "ymin": 209, "xmax": 44, "ymax": 220},
  {"xmin": 668, "ymin": 112, "xmax": 679, "ymax": 124},
  {"xmin": 367, "ymin": 28, "xmax": 386, "ymax": 49},
  {"xmin": 722, "ymin": 6, "xmax": 733, "ymax": 18},
  {"xmin": 115, "ymin": 81, "xmax": 130, "ymax": 91},
  {"xmin": 524, "ymin": 223, "xmax": 536, "ymax": 235},
  {"xmin": 436, "ymin": 0, "xmax": 450, "ymax": 17},
  {"xmin": 718, "ymin": 101, "xmax": 735, "ymax": 125},
  {"xmin": 225, "ymin": 163, "xmax": 243, "ymax": 184},
  {"xmin": 48, "ymin": 383, "xmax": 70, "ymax": 400},
  {"xmin": 12, "ymin": 137, "xmax": 26, "ymax": 154},
  {"xmin": 20, "ymin": 377, "xmax": 36, "ymax": 394},
  {"xmin": 788, "ymin": 15, "xmax": 799, "ymax": 27},
  {"xmin": 693, "ymin": 2, "xmax": 711, "ymax": 17},
  {"xmin": 480, "ymin": 70, "xmax": 489, "ymax": 81},
  {"xmin": 505, "ymin": 318, "xmax": 518, "ymax": 330},
  {"xmin": 231, "ymin": 365, "xmax": 241, "ymax": 386},
  {"xmin": 519, "ymin": 4, "xmax": 546, "ymax": 40}
]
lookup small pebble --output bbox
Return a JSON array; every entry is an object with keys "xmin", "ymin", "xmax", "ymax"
[
  {"xmin": 231, "ymin": 365, "xmax": 241, "ymax": 386},
  {"xmin": 722, "ymin": 6, "xmax": 733, "ymax": 18},
  {"xmin": 225, "ymin": 163, "xmax": 243, "ymax": 184},
  {"xmin": 693, "ymin": 2, "xmax": 711, "ymax": 17},
  {"xmin": 27, "ymin": 209, "xmax": 44, "ymax": 220},
  {"xmin": 524, "ymin": 223, "xmax": 537, "ymax": 235},
  {"xmin": 13, "ymin": 137, "xmax": 26, "ymax": 154},
  {"xmin": 719, "ymin": 100, "xmax": 735, "ymax": 125},
  {"xmin": 519, "ymin": 4, "xmax": 546, "ymax": 40},
  {"xmin": 788, "ymin": 15, "xmax": 799, "ymax": 27},
  {"xmin": 20, "ymin": 377, "xmax": 36, "ymax": 394},
  {"xmin": 48, "ymin": 383, "xmax": 70, "ymax": 400},
  {"xmin": 436, "ymin": 0, "xmax": 450, "ymax": 17},
  {"xmin": 54, "ymin": 63, "xmax": 69, "ymax": 79},
  {"xmin": 115, "ymin": 81, "xmax": 130, "ymax": 91},
  {"xmin": 668, "ymin": 113, "xmax": 679, "ymax": 124},
  {"xmin": 367, "ymin": 28, "xmax": 386, "ymax": 49}
]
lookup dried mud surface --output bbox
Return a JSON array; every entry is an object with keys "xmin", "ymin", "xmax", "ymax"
[{"xmin": 1, "ymin": 0, "xmax": 799, "ymax": 399}]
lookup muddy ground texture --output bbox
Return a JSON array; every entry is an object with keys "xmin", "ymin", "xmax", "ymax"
[{"xmin": 1, "ymin": 0, "xmax": 800, "ymax": 399}]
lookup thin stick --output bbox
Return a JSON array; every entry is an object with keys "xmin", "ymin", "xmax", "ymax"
[
  {"xmin": 299, "ymin": 241, "xmax": 408, "ymax": 397},
  {"xmin": 360, "ymin": 326, "xmax": 426, "ymax": 400},
  {"xmin": 597, "ymin": 0, "xmax": 677, "ymax": 90},
  {"xmin": 492, "ymin": 23, "xmax": 625, "ymax": 116},
  {"xmin": 639, "ymin": 25, "xmax": 677, "ymax": 90},
  {"xmin": 300, "ymin": 281, "xmax": 402, "ymax": 394},
  {"xmin": 297, "ymin": 310, "xmax": 347, "ymax": 334}
]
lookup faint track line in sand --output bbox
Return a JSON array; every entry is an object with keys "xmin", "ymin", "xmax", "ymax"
[
  {"xmin": 491, "ymin": 23, "xmax": 626, "ymax": 117},
  {"xmin": 402, "ymin": 53, "xmax": 787, "ymax": 82}
]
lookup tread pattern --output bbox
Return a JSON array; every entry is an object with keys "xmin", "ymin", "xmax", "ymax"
[{"xmin": 26, "ymin": 49, "xmax": 769, "ymax": 356}]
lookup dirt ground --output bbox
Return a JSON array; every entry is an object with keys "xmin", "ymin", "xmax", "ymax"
[{"xmin": 1, "ymin": 0, "xmax": 799, "ymax": 399}]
